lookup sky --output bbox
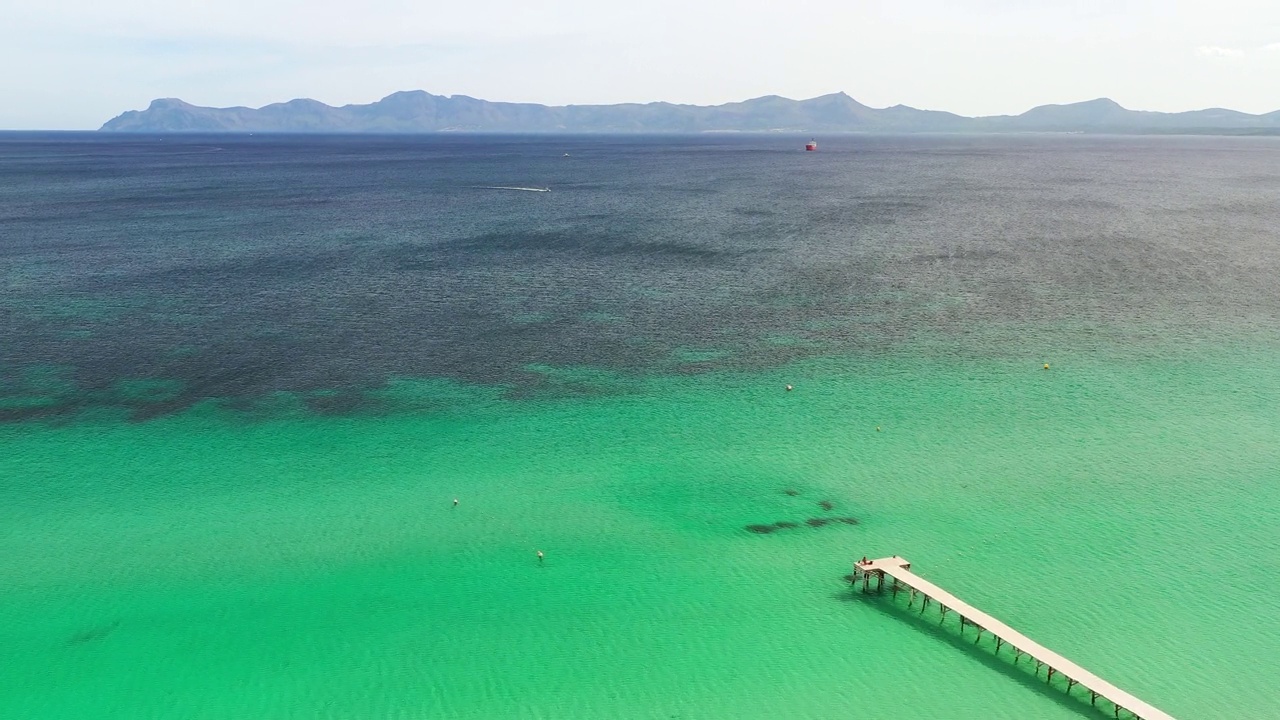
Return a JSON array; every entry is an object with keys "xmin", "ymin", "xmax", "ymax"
[{"xmin": 3, "ymin": 0, "xmax": 1279, "ymax": 129}]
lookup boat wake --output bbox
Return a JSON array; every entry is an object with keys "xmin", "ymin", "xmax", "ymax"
[{"xmin": 476, "ymin": 186, "xmax": 551, "ymax": 192}]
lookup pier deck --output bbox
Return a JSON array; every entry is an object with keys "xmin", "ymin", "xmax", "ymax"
[{"xmin": 853, "ymin": 556, "xmax": 1174, "ymax": 720}]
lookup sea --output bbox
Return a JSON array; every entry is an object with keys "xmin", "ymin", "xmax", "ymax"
[{"xmin": 1, "ymin": 132, "xmax": 1278, "ymax": 719}]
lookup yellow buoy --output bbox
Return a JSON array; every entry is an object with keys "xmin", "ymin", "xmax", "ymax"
[{"xmin": 1043, "ymin": 363, "xmax": 1050, "ymax": 370}]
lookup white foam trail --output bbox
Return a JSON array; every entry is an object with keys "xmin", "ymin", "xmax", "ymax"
[{"xmin": 478, "ymin": 186, "xmax": 551, "ymax": 192}]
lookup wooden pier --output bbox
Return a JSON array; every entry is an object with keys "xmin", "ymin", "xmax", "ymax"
[{"xmin": 851, "ymin": 556, "xmax": 1174, "ymax": 720}]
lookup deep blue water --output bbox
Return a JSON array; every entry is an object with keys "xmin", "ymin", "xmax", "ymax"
[{"xmin": 2, "ymin": 132, "xmax": 1279, "ymax": 420}]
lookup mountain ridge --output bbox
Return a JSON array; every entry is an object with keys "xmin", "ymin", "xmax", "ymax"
[{"xmin": 100, "ymin": 91, "xmax": 1280, "ymax": 134}]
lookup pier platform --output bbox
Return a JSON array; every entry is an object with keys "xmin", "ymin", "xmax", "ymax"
[{"xmin": 852, "ymin": 556, "xmax": 1174, "ymax": 720}]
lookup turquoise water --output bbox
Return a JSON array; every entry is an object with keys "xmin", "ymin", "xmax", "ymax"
[
  {"xmin": 3, "ymin": 133, "xmax": 1280, "ymax": 718},
  {"xmin": 3, "ymin": 342, "xmax": 1278, "ymax": 718}
]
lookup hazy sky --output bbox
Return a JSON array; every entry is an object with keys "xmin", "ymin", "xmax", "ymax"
[{"xmin": 4, "ymin": 0, "xmax": 1279, "ymax": 129}]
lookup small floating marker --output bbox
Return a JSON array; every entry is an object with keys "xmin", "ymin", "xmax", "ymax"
[
  {"xmin": 785, "ymin": 384, "xmax": 793, "ymax": 392},
  {"xmin": 1043, "ymin": 363, "xmax": 1050, "ymax": 370}
]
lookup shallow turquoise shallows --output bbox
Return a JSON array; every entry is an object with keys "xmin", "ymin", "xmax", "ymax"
[{"xmin": 3, "ymin": 343, "xmax": 1278, "ymax": 719}]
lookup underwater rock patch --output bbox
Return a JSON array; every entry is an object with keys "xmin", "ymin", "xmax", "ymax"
[
  {"xmin": 745, "ymin": 517, "xmax": 859, "ymax": 534},
  {"xmin": 68, "ymin": 620, "xmax": 120, "ymax": 645}
]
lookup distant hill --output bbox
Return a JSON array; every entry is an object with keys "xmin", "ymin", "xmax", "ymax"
[{"xmin": 100, "ymin": 91, "xmax": 1280, "ymax": 135}]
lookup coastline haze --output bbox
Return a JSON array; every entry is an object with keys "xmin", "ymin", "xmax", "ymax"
[
  {"xmin": 4, "ymin": 0, "xmax": 1280, "ymax": 129},
  {"xmin": 96, "ymin": 92, "xmax": 1280, "ymax": 134}
]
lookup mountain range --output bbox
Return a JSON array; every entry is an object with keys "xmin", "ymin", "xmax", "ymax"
[{"xmin": 99, "ymin": 91, "xmax": 1280, "ymax": 135}]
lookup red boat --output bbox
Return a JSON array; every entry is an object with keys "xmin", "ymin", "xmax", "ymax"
[{"xmin": 805, "ymin": 139, "xmax": 818, "ymax": 151}]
